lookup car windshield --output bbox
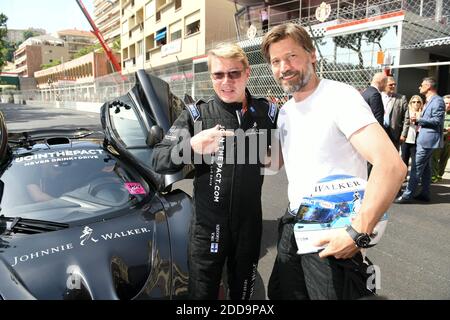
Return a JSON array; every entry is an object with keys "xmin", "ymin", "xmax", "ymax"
[{"xmin": 1, "ymin": 146, "xmax": 151, "ymax": 223}]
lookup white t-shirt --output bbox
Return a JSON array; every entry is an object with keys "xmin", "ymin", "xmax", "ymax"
[{"xmin": 277, "ymin": 79, "xmax": 377, "ymax": 211}]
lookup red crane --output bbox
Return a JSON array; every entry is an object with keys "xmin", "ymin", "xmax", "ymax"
[{"xmin": 75, "ymin": 0, "xmax": 122, "ymax": 74}]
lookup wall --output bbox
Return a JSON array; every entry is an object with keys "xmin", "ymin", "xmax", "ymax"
[
  {"xmin": 205, "ymin": 0, "xmax": 238, "ymax": 48},
  {"xmin": 41, "ymin": 45, "xmax": 71, "ymax": 65},
  {"xmin": 25, "ymin": 46, "xmax": 43, "ymax": 77}
]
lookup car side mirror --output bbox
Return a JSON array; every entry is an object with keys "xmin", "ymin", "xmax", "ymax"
[{"xmin": 146, "ymin": 125, "xmax": 164, "ymax": 147}]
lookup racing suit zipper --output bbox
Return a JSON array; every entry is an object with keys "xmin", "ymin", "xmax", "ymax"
[{"xmin": 229, "ymin": 110, "xmax": 242, "ymax": 226}]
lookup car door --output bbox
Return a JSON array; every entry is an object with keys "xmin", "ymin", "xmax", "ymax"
[
  {"xmin": 101, "ymin": 70, "xmax": 189, "ymax": 192},
  {"xmin": 0, "ymin": 111, "xmax": 7, "ymax": 162}
]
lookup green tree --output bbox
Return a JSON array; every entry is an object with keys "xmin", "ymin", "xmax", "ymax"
[
  {"xmin": 23, "ymin": 29, "xmax": 40, "ymax": 41},
  {"xmin": 333, "ymin": 29, "xmax": 388, "ymax": 68},
  {"xmin": 41, "ymin": 59, "xmax": 61, "ymax": 70},
  {"xmin": 73, "ymin": 43, "xmax": 102, "ymax": 59},
  {"xmin": 5, "ymin": 40, "xmax": 17, "ymax": 61},
  {"xmin": 112, "ymin": 38, "xmax": 121, "ymax": 52},
  {"xmin": 0, "ymin": 13, "xmax": 8, "ymax": 67}
]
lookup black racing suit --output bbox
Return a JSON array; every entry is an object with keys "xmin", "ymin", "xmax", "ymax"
[{"xmin": 152, "ymin": 92, "xmax": 278, "ymax": 299}]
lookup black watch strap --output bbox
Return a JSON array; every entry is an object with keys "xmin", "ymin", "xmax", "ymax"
[
  {"xmin": 346, "ymin": 225, "xmax": 371, "ymax": 248},
  {"xmin": 346, "ymin": 224, "xmax": 359, "ymax": 241}
]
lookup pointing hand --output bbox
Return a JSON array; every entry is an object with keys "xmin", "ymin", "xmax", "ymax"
[{"xmin": 190, "ymin": 125, "xmax": 234, "ymax": 154}]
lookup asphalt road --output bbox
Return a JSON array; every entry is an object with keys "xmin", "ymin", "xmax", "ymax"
[{"xmin": 2, "ymin": 103, "xmax": 449, "ymax": 300}]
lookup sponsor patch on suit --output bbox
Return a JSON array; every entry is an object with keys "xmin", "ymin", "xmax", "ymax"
[{"xmin": 187, "ymin": 104, "xmax": 201, "ymax": 122}]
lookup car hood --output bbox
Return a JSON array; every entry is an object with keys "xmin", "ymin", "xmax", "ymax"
[{"xmin": 0, "ymin": 207, "xmax": 163, "ymax": 300}]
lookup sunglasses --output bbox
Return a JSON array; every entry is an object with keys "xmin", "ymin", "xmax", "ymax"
[
  {"xmin": 388, "ymin": 83, "xmax": 396, "ymax": 87},
  {"xmin": 411, "ymin": 101, "xmax": 422, "ymax": 103},
  {"xmin": 211, "ymin": 70, "xmax": 244, "ymax": 80}
]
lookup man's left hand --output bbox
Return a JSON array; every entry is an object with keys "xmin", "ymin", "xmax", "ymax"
[
  {"xmin": 314, "ymin": 229, "xmax": 360, "ymax": 259},
  {"xmin": 399, "ymin": 136, "xmax": 406, "ymax": 143}
]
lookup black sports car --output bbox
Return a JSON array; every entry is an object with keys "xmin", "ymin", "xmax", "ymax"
[{"xmin": 0, "ymin": 71, "xmax": 193, "ymax": 300}]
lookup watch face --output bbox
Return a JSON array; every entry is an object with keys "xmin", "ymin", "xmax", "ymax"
[{"xmin": 356, "ymin": 234, "xmax": 371, "ymax": 248}]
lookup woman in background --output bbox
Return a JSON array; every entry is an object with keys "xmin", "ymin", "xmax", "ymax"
[{"xmin": 401, "ymin": 95, "xmax": 424, "ymax": 169}]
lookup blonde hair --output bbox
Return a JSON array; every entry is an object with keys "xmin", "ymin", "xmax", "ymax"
[
  {"xmin": 261, "ymin": 23, "xmax": 315, "ymax": 63},
  {"xmin": 207, "ymin": 42, "xmax": 249, "ymax": 70},
  {"xmin": 408, "ymin": 95, "xmax": 424, "ymax": 112}
]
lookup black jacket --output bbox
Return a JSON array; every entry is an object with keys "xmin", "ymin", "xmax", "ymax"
[
  {"xmin": 362, "ymin": 86, "xmax": 384, "ymax": 126},
  {"xmin": 151, "ymin": 92, "xmax": 278, "ymax": 299}
]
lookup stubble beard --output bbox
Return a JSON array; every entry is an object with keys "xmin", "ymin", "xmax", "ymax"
[{"xmin": 278, "ymin": 64, "xmax": 314, "ymax": 95}]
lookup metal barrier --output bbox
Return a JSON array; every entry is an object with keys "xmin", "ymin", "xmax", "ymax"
[{"xmin": 8, "ymin": 0, "xmax": 449, "ymax": 106}]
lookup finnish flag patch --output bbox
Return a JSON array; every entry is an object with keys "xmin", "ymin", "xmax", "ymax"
[
  {"xmin": 268, "ymin": 102, "xmax": 277, "ymax": 123},
  {"xmin": 210, "ymin": 243, "xmax": 218, "ymax": 253}
]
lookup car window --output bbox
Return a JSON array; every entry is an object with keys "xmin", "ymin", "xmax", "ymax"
[
  {"xmin": 109, "ymin": 106, "xmax": 148, "ymax": 148},
  {"xmin": 108, "ymin": 101, "xmax": 157, "ymax": 167},
  {"xmin": 1, "ymin": 146, "xmax": 152, "ymax": 223}
]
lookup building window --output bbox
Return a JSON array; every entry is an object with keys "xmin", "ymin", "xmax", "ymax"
[
  {"xmin": 175, "ymin": 0, "xmax": 182, "ymax": 10},
  {"xmin": 146, "ymin": 0, "xmax": 155, "ymax": 18},
  {"xmin": 170, "ymin": 20, "xmax": 182, "ymax": 41},
  {"xmin": 122, "ymin": 21, "xmax": 128, "ymax": 34},
  {"xmin": 186, "ymin": 20, "xmax": 200, "ymax": 36},
  {"xmin": 171, "ymin": 30, "xmax": 182, "ymax": 41},
  {"xmin": 137, "ymin": 40, "xmax": 143, "ymax": 55},
  {"xmin": 185, "ymin": 10, "xmax": 200, "ymax": 36},
  {"xmin": 155, "ymin": 27, "xmax": 167, "ymax": 46}
]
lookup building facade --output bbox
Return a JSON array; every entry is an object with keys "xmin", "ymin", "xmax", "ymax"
[
  {"xmin": 94, "ymin": 0, "xmax": 121, "ymax": 46},
  {"xmin": 13, "ymin": 36, "xmax": 70, "ymax": 78},
  {"xmin": 224, "ymin": 0, "xmax": 450, "ymax": 101},
  {"xmin": 120, "ymin": 0, "xmax": 238, "ymax": 74},
  {"xmin": 54, "ymin": 29, "xmax": 97, "ymax": 59},
  {"xmin": 34, "ymin": 51, "xmax": 120, "ymax": 88}
]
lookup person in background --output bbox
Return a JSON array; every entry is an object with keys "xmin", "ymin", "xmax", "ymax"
[
  {"xmin": 401, "ymin": 95, "xmax": 424, "ymax": 170},
  {"xmin": 381, "ymin": 76, "xmax": 408, "ymax": 150},
  {"xmin": 396, "ymin": 78, "xmax": 445, "ymax": 203},
  {"xmin": 260, "ymin": 8, "xmax": 269, "ymax": 33},
  {"xmin": 362, "ymin": 73, "xmax": 387, "ymax": 126},
  {"xmin": 431, "ymin": 94, "xmax": 450, "ymax": 182},
  {"xmin": 362, "ymin": 73, "xmax": 388, "ymax": 176}
]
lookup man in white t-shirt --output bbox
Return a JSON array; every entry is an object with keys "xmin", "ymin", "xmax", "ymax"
[{"xmin": 261, "ymin": 23, "xmax": 406, "ymax": 299}]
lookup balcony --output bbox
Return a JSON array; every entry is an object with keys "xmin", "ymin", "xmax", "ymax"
[{"xmin": 124, "ymin": 57, "xmax": 136, "ymax": 69}]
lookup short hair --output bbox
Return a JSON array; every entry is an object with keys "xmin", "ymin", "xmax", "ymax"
[
  {"xmin": 261, "ymin": 23, "xmax": 314, "ymax": 63},
  {"xmin": 372, "ymin": 72, "xmax": 387, "ymax": 83},
  {"xmin": 443, "ymin": 94, "xmax": 450, "ymax": 100},
  {"xmin": 387, "ymin": 76, "xmax": 396, "ymax": 82},
  {"xmin": 207, "ymin": 42, "xmax": 249, "ymax": 70},
  {"xmin": 423, "ymin": 77, "xmax": 437, "ymax": 90}
]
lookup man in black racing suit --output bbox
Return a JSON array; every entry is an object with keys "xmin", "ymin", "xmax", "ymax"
[{"xmin": 151, "ymin": 43, "xmax": 278, "ymax": 300}]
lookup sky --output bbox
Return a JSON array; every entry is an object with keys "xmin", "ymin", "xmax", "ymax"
[{"xmin": 0, "ymin": 0, "xmax": 95, "ymax": 34}]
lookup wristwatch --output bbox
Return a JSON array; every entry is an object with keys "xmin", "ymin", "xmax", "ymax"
[{"xmin": 346, "ymin": 225, "xmax": 372, "ymax": 248}]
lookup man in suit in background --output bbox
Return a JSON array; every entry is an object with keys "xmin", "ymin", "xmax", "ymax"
[
  {"xmin": 382, "ymin": 76, "xmax": 409, "ymax": 150},
  {"xmin": 362, "ymin": 73, "xmax": 387, "ymax": 126},
  {"xmin": 362, "ymin": 72, "xmax": 387, "ymax": 175},
  {"xmin": 396, "ymin": 77, "xmax": 445, "ymax": 203}
]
